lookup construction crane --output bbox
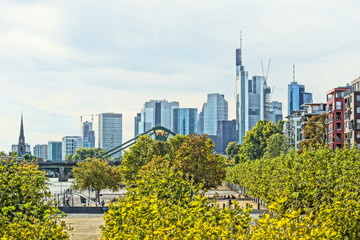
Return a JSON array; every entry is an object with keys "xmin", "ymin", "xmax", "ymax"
[{"xmin": 261, "ymin": 58, "xmax": 271, "ymax": 87}]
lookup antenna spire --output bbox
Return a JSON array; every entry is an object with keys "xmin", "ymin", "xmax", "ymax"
[
  {"xmin": 293, "ymin": 65, "xmax": 295, "ymax": 82},
  {"xmin": 240, "ymin": 31, "xmax": 242, "ymax": 49}
]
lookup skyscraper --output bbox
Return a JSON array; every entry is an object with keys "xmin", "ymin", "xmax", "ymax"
[
  {"xmin": 202, "ymin": 93, "xmax": 228, "ymax": 135},
  {"xmin": 48, "ymin": 141, "xmax": 62, "ymax": 162},
  {"xmin": 173, "ymin": 108, "xmax": 198, "ymax": 135},
  {"xmin": 98, "ymin": 113, "xmax": 122, "ymax": 157},
  {"xmin": 134, "ymin": 113, "xmax": 141, "ymax": 137},
  {"xmin": 216, "ymin": 120, "xmax": 236, "ymax": 154},
  {"xmin": 197, "ymin": 107, "xmax": 204, "ymax": 135},
  {"xmin": 288, "ymin": 81, "xmax": 313, "ymax": 115},
  {"xmin": 269, "ymin": 101, "xmax": 283, "ymax": 124},
  {"xmin": 235, "ymin": 39, "xmax": 265, "ymax": 143},
  {"xmin": 139, "ymin": 100, "xmax": 179, "ymax": 133},
  {"xmin": 82, "ymin": 121, "xmax": 95, "ymax": 148},
  {"xmin": 33, "ymin": 144, "xmax": 48, "ymax": 160},
  {"xmin": 62, "ymin": 136, "xmax": 82, "ymax": 161}
]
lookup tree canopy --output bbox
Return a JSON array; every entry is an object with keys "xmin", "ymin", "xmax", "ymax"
[
  {"xmin": 101, "ymin": 164, "xmax": 251, "ymax": 239},
  {"xmin": 0, "ymin": 154, "xmax": 70, "ymax": 239},
  {"xmin": 263, "ymin": 133, "xmax": 290, "ymax": 159},
  {"xmin": 300, "ymin": 113, "xmax": 326, "ymax": 150},
  {"xmin": 72, "ymin": 158, "xmax": 122, "ymax": 203}
]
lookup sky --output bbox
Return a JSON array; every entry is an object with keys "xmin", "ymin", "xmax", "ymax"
[{"xmin": 1, "ymin": 0, "xmax": 360, "ymax": 152}]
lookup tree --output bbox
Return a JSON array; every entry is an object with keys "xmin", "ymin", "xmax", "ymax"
[
  {"xmin": 300, "ymin": 113, "xmax": 326, "ymax": 150},
  {"xmin": 65, "ymin": 154, "xmax": 73, "ymax": 162},
  {"xmin": 72, "ymin": 158, "xmax": 122, "ymax": 203},
  {"xmin": 226, "ymin": 141, "xmax": 241, "ymax": 164},
  {"xmin": 72, "ymin": 147, "xmax": 106, "ymax": 161},
  {"xmin": 101, "ymin": 164, "xmax": 252, "ymax": 239},
  {"xmin": 173, "ymin": 134, "xmax": 226, "ymax": 189},
  {"xmin": 241, "ymin": 120, "xmax": 283, "ymax": 161},
  {"xmin": 0, "ymin": 154, "xmax": 70, "ymax": 239},
  {"xmin": 21, "ymin": 153, "xmax": 37, "ymax": 161},
  {"xmin": 264, "ymin": 133, "xmax": 290, "ymax": 159}
]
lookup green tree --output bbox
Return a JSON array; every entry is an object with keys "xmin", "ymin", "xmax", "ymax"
[
  {"xmin": 101, "ymin": 163, "xmax": 252, "ymax": 239},
  {"xmin": 65, "ymin": 154, "xmax": 73, "ymax": 162},
  {"xmin": 241, "ymin": 120, "xmax": 283, "ymax": 161},
  {"xmin": 226, "ymin": 141, "xmax": 241, "ymax": 164},
  {"xmin": 0, "ymin": 154, "xmax": 70, "ymax": 239},
  {"xmin": 73, "ymin": 147, "xmax": 106, "ymax": 161},
  {"xmin": 72, "ymin": 158, "xmax": 122, "ymax": 203},
  {"xmin": 264, "ymin": 133, "xmax": 290, "ymax": 159},
  {"xmin": 173, "ymin": 134, "xmax": 226, "ymax": 189},
  {"xmin": 300, "ymin": 113, "xmax": 326, "ymax": 150},
  {"xmin": 21, "ymin": 153, "xmax": 37, "ymax": 161}
]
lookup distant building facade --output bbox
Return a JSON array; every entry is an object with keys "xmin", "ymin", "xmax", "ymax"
[
  {"xmin": 33, "ymin": 144, "xmax": 48, "ymax": 160},
  {"xmin": 173, "ymin": 108, "xmax": 198, "ymax": 135},
  {"xmin": 288, "ymin": 81, "xmax": 313, "ymax": 115},
  {"xmin": 98, "ymin": 113, "xmax": 122, "ymax": 157},
  {"xmin": 82, "ymin": 121, "xmax": 95, "ymax": 148},
  {"xmin": 62, "ymin": 136, "xmax": 82, "ymax": 161},
  {"xmin": 11, "ymin": 144, "xmax": 30, "ymax": 155},
  {"xmin": 202, "ymin": 93, "xmax": 228, "ymax": 135},
  {"xmin": 48, "ymin": 141, "xmax": 62, "ymax": 162},
  {"xmin": 216, "ymin": 120, "xmax": 236, "ymax": 154},
  {"xmin": 269, "ymin": 101, "xmax": 283, "ymax": 124},
  {"xmin": 197, "ymin": 107, "xmax": 204, "ymax": 135},
  {"xmin": 344, "ymin": 77, "xmax": 360, "ymax": 149},
  {"xmin": 134, "ymin": 113, "xmax": 141, "ymax": 137},
  {"xmin": 139, "ymin": 100, "xmax": 179, "ymax": 133}
]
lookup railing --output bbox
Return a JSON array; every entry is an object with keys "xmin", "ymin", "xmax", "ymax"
[
  {"xmin": 336, "ymin": 138, "xmax": 342, "ymax": 142},
  {"xmin": 336, "ymin": 116, "xmax": 342, "ymax": 121}
]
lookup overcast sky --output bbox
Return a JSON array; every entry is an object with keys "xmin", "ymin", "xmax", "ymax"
[{"xmin": 1, "ymin": 0, "xmax": 360, "ymax": 152}]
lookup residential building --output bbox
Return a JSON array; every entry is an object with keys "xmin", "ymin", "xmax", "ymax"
[
  {"xmin": 288, "ymin": 81, "xmax": 313, "ymax": 115},
  {"xmin": 344, "ymin": 77, "xmax": 360, "ymax": 148},
  {"xmin": 283, "ymin": 110, "xmax": 303, "ymax": 149},
  {"xmin": 82, "ymin": 121, "xmax": 95, "ymax": 148},
  {"xmin": 216, "ymin": 120, "xmax": 236, "ymax": 154},
  {"xmin": 300, "ymin": 103, "xmax": 327, "ymax": 144},
  {"xmin": 326, "ymin": 86, "xmax": 351, "ymax": 151},
  {"xmin": 33, "ymin": 144, "xmax": 48, "ymax": 160},
  {"xmin": 134, "ymin": 113, "xmax": 141, "ymax": 137},
  {"xmin": 98, "ymin": 113, "xmax": 122, "ymax": 157},
  {"xmin": 202, "ymin": 93, "xmax": 228, "ymax": 135},
  {"xmin": 139, "ymin": 100, "xmax": 179, "ymax": 133},
  {"xmin": 48, "ymin": 141, "xmax": 62, "ymax": 162},
  {"xmin": 62, "ymin": 136, "xmax": 82, "ymax": 161},
  {"xmin": 173, "ymin": 108, "xmax": 198, "ymax": 135}
]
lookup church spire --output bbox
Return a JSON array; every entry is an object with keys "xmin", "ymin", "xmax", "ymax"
[{"xmin": 18, "ymin": 113, "xmax": 26, "ymax": 157}]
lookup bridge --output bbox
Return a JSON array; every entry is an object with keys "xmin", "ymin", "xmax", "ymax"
[{"xmin": 38, "ymin": 126, "xmax": 175, "ymax": 173}]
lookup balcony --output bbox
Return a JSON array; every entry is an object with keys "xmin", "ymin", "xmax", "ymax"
[
  {"xmin": 327, "ymin": 107, "xmax": 333, "ymax": 112},
  {"xmin": 336, "ymin": 116, "xmax": 342, "ymax": 121},
  {"xmin": 336, "ymin": 138, "xmax": 342, "ymax": 142},
  {"xmin": 327, "ymin": 117, "xmax": 334, "ymax": 123},
  {"xmin": 336, "ymin": 128, "xmax": 342, "ymax": 132},
  {"xmin": 357, "ymin": 124, "xmax": 360, "ymax": 130}
]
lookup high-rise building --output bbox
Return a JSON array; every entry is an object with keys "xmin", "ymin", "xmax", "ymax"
[
  {"xmin": 139, "ymin": 100, "xmax": 179, "ymax": 133},
  {"xmin": 82, "ymin": 121, "xmax": 95, "ymax": 148},
  {"xmin": 197, "ymin": 107, "xmax": 204, "ymax": 135},
  {"xmin": 98, "ymin": 113, "xmax": 122, "ymax": 157},
  {"xmin": 216, "ymin": 120, "xmax": 236, "ymax": 154},
  {"xmin": 48, "ymin": 141, "xmax": 62, "ymax": 162},
  {"xmin": 288, "ymin": 81, "xmax": 313, "ymax": 115},
  {"xmin": 33, "ymin": 144, "xmax": 47, "ymax": 160},
  {"xmin": 11, "ymin": 144, "xmax": 30, "ymax": 155},
  {"xmin": 173, "ymin": 108, "xmax": 198, "ymax": 135},
  {"xmin": 134, "ymin": 113, "xmax": 141, "ymax": 137},
  {"xmin": 283, "ymin": 110, "xmax": 303, "ymax": 149},
  {"xmin": 202, "ymin": 93, "xmax": 228, "ymax": 135},
  {"xmin": 236, "ymin": 41, "xmax": 249, "ymax": 143},
  {"xmin": 62, "ymin": 136, "xmax": 82, "ymax": 161},
  {"xmin": 269, "ymin": 101, "xmax": 283, "ymax": 124}
]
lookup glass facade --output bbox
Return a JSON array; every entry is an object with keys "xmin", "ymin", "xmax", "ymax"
[
  {"xmin": 134, "ymin": 113, "xmax": 141, "ymax": 137},
  {"xmin": 48, "ymin": 141, "xmax": 62, "ymax": 162},
  {"xmin": 173, "ymin": 108, "xmax": 198, "ymax": 135},
  {"xmin": 33, "ymin": 144, "xmax": 47, "ymax": 160},
  {"xmin": 203, "ymin": 93, "xmax": 228, "ymax": 135},
  {"xmin": 288, "ymin": 82, "xmax": 312, "ymax": 115},
  {"xmin": 98, "ymin": 113, "xmax": 122, "ymax": 157},
  {"xmin": 82, "ymin": 121, "xmax": 95, "ymax": 148}
]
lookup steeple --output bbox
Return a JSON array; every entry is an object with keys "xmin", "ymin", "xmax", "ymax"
[{"xmin": 18, "ymin": 113, "xmax": 26, "ymax": 157}]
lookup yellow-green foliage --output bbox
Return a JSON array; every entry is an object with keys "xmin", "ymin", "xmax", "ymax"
[
  {"xmin": 101, "ymin": 161, "xmax": 252, "ymax": 239},
  {"xmin": 227, "ymin": 147, "xmax": 360, "ymax": 239},
  {"xmin": 0, "ymin": 155, "xmax": 70, "ymax": 239}
]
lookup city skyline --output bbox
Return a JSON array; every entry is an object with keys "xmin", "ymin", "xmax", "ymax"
[{"xmin": 1, "ymin": 0, "xmax": 360, "ymax": 152}]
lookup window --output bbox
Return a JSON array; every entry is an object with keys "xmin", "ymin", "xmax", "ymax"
[
  {"xmin": 357, "ymin": 107, "xmax": 360, "ymax": 114},
  {"xmin": 248, "ymin": 80, "xmax": 252, "ymax": 93},
  {"xmin": 357, "ymin": 132, "xmax": 360, "ymax": 139},
  {"xmin": 336, "ymin": 92, "xmax": 344, "ymax": 98},
  {"xmin": 253, "ymin": 79, "xmax": 256, "ymax": 93},
  {"xmin": 336, "ymin": 101, "xmax": 342, "ymax": 110},
  {"xmin": 357, "ymin": 95, "xmax": 360, "ymax": 102}
]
